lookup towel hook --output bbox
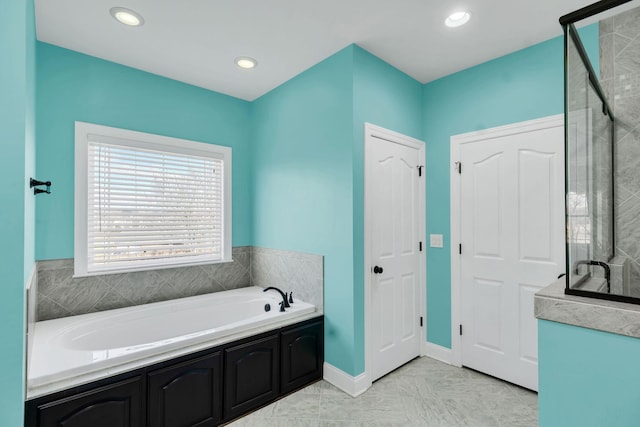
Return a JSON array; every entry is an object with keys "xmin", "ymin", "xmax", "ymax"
[{"xmin": 30, "ymin": 178, "xmax": 52, "ymax": 195}]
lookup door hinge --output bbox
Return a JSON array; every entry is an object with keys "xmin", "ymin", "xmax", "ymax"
[
  {"xmin": 419, "ymin": 241, "xmax": 423, "ymax": 252},
  {"xmin": 459, "ymin": 244, "xmax": 462, "ymax": 255},
  {"xmin": 420, "ymin": 316, "xmax": 424, "ymax": 327},
  {"xmin": 459, "ymin": 324, "xmax": 463, "ymax": 336},
  {"xmin": 455, "ymin": 161, "xmax": 462, "ymax": 174},
  {"xmin": 417, "ymin": 165, "xmax": 424, "ymax": 177}
]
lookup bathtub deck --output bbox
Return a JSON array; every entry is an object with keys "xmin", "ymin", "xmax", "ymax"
[{"xmin": 27, "ymin": 287, "xmax": 320, "ymax": 399}]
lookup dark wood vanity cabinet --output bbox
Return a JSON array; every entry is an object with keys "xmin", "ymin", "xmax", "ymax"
[
  {"xmin": 222, "ymin": 318, "xmax": 324, "ymax": 420},
  {"xmin": 33, "ymin": 376, "xmax": 144, "ymax": 427},
  {"xmin": 147, "ymin": 352, "xmax": 223, "ymax": 427},
  {"xmin": 26, "ymin": 316, "xmax": 323, "ymax": 427},
  {"xmin": 223, "ymin": 334, "xmax": 280, "ymax": 421},
  {"xmin": 280, "ymin": 319, "xmax": 324, "ymax": 394}
]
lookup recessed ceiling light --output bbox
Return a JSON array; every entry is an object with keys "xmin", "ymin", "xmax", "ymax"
[
  {"xmin": 235, "ymin": 57, "xmax": 258, "ymax": 69},
  {"xmin": 445, "ymin": 11, "xmax": 471, "ymax": 28},
  {"xmin": 110, "ymin": 7, "xmax": 145, "ymax": 27}
]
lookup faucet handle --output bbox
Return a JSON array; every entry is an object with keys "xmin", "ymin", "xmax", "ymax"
[
  {"xmin": 279, "ymin": 301, "xmax": 286, "ymax": 312},
  {"xmin": 288, "ymin": 292, "xmax": 294, "ymax": 304}
]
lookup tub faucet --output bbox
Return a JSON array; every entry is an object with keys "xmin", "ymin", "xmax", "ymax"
[{"xmin": 263, "ymin": 286, "xmax": 290, "ymax": 309}]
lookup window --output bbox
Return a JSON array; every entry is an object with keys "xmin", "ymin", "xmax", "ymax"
[
  {"xmin": 567, "ymin": 191, "xmax": 591, "ymax": 245},
  {"xmin": 74, "ymin": 122, "xmax": 232, "ymax": 276}
]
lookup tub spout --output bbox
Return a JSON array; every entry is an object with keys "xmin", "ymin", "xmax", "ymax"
[{"xmin": 263, "ymin": 286, "xmax": 290, "ymax": 308}]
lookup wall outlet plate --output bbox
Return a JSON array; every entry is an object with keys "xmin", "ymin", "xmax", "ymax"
[{"xmin": 430, "ymin": 234, "xmax": 444, "ymax": 248}]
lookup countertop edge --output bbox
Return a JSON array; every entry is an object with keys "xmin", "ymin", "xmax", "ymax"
[{"xmin": 535, "ymin": 280, "xmax": 640, "ymax": 339}]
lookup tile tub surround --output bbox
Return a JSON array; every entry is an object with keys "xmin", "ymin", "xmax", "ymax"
[
  {"xmin": 251, "ymin": 247, "xmax": 324, "ymax": 312},
  {"xmin": 36, "ymin": 247, "xmax": 252, "ymax": 321},
  {"xmin": 26, "ymin": 268, "xmax": 38, "ymax": 376},
  {"xmin": 535, "ymin": 279, "xmax": 640, "ymax": 338},
  {"xmin": 36, "ymin": 246, "xmax": 324, "ymax": 321}
]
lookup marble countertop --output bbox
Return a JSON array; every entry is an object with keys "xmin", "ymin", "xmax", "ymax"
[{"xmin": 535, "ymin": 279, "xmax": 640, "ymax": 338}]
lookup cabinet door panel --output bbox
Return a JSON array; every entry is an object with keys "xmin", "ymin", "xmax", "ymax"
[
  {"xmin": 148, "ymin": 352, "xmax": 222, "ymax": 427},
  {"xmin": 281, "ymin": 320, "xmax": 324, "ymax": 394},
  {"xmin": 224, "ymin": 334, "xmax": 279, "ymax": 420},
  {"xmin": 38, "ymin": 376, "xmax": 143, "ymax": 427}
]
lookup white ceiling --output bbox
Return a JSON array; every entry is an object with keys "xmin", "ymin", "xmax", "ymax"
[{"xmin": 35, "ymin": 0, "xmax": 596, "ymax": 101}]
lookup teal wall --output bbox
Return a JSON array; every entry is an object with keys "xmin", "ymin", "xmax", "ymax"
[
  {"xmin": 36, "ymin": 43, "xmax": 253, "ymax": 260},
  {"xmin": 0, "ymin": 0, "xmax": 35, "ymax": 425},
  {"xmin": 352, "ymin": 46, "xmax": 423, "ymax": 371},
  {"xmin": 27, "ymin": 7, "xmax": 605, "ymax": 396},
  {"xmin": 421, "ymin": 24, "xmax": 599, "ymax": 349},
  {"xmin": 539, "ymin": 320, "xmax": 640, "ymax": 426},
  {"xmin": 0, "ymin": 1, "xmax": 615, "ymax": 420},
  {"xmin": 422, "ymin": 36, "xmax": 566, "ymax": 347},
  {"xmin": 252, "ymin": 45, "xmax": 422, "ymax": 375},
  {"xmin": 251, "ymin": 47, "xmax": 356, "ymax": 373},
  {"xmin": 24, "ymin": 6, "xmax": 36, "ymax": 284}
]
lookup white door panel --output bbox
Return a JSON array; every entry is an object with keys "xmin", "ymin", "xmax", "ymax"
[
  {"xmin": 473, "ymin": 278, "xmax": 504, "ymax": 354},
  {"xmin": 377, "ymin": 276, "xmax": 395, "ymax": 350},
  {"xmin": 458, "ymin": 120, "xmax": 564, "ymax": 391},
  {"xmin": 367, "ymin": 129, "xmax": 423, "ymax": 383},
  {"xmin": 518, "ymin": 284, "xmax": 539, "ymax": 364}
]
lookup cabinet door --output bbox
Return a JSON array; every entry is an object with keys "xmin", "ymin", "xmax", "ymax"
[
  {"xmin": 223, "ymin": 334, "xmax": 279, "ymax": 421},
  {"xmin": 280, "ymin": 320, "xmax": 324, "ymax": 394},
  {"xmin": 147, "ymin": 352, "xmax": 222, "ymax": 427},
  {"xmin": 37, "ymin": 376, "xmax": 144, "ymax": 427}
]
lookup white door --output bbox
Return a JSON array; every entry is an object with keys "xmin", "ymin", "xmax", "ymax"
[
  {"xmin": 457, "ymin": 118, "xmax": 564, "ymax": 391},
  {"xmin": 366, "ymin": 124, "xmax": 425, "ymax": 383}
]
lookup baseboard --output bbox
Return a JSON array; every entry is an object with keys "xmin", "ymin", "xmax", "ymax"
[
  {"xmin": 323, "ymin": 363, "xmax": 370, "ymax": 397},
  {"xmin": 424, "ymin": 342, "xmax": 455, "ymax": 365}
]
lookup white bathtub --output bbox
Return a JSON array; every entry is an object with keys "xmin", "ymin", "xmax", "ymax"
[{"xmin": 28, "ymin": 286, "xmax": 316, "ymax": 397}]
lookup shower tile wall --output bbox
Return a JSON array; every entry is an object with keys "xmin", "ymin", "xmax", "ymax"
[
  {"xmin": 601, "ymin": 9, "xmax": 640, "ymax": 296},
  {"xmin": 36, "ymin": 246, "xmax": 324, "ymax": 321}
]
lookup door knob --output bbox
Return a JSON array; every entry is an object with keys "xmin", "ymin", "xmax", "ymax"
[{"xmin": 373, "ymin": 265, "xmax": 384, "ymax": 274}]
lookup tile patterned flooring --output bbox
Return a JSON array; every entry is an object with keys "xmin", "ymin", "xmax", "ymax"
[{"xmin": 226, "ymin": 356, "xmax": 537, "ymax": 427}]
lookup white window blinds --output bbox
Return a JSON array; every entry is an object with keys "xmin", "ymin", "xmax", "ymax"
[{"xmin": 75, "ymin": 122, "xmax": 232, "ymax": 276}]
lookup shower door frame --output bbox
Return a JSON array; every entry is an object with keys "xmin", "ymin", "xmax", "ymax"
[{"xmin": 561, "ymin": 0, "xmax": 640, "ymax": 304}]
